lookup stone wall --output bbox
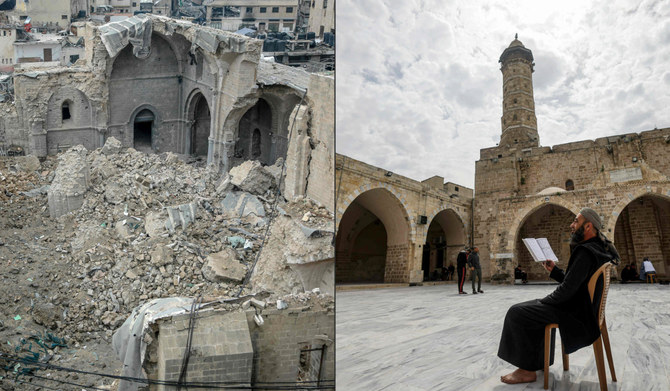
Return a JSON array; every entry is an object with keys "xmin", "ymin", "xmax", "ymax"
[
  {"xmin": 245, "ymin": 305, "xmax": 334, "ymax": 384},
  {"xmin": 153, "ymin": 310, "xmax": 253, "ymax": 390},
  {"xmin": 336, "ymin": 154, "xmax": 473, "ymax": 284}
]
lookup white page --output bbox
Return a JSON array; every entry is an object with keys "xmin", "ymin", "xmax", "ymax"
[
  {"xmin": 536, "ymin": 238, "xmax": 559, "ymax": 263},
  {"xmin": 522, "ymin": 238, "xmax": 543, "ymax": 262}
]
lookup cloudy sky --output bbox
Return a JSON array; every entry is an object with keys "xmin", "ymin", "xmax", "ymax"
[{"xmin": 336, "ymin": 0, "xmax": 670, "ymax": 189}]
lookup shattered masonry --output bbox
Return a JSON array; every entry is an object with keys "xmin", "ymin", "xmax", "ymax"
[{"xmin": 0, "ymin": 13, "xmax": 334, "ymax": 390}]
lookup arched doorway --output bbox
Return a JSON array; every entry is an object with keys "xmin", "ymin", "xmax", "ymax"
[
  {"xmin": 614, "ymin": 194, "xmax": 670, "ymax": 276},
  {"xmin": 515, "ymin": 204, "xmax": 575, "ymax": 281},
  {"xmin": 189, "ymin": 93, "xmax": 211, "ymax": 157},
  {"xmin": 133, "ymin": 109, "xmax": 155, "ymax": 152},
  {"xmin": 236, "ymin": 99, "xmax": 273, "ymax": 164},
  {"xmin": 423, "ymin": 209, "xmax": 466, "ymax": 281},
  {"xmin": 336, "ymin": 188, "xmax": 410, "ymax": 284}
]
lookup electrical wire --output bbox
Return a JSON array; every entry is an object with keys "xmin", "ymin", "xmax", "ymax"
[{"xmin": 0, "ymin": 351, "xmax": 334, "ymax": 389}]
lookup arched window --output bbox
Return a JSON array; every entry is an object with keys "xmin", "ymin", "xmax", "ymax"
[
  {"xmin": 62, "ymin": 101, "xmax": 71, "ymax": 120},
  {"xmin": 565, "ymin": 179, "xmax": 574, "ymax": 191}
]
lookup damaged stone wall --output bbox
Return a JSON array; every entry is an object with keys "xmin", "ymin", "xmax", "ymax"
[
  {"xmin": 283, "ymin": 73, "xmax": 334, "ymax": 212},
  {"xmin": 141, "ymin": 294, "xmax": 333, "ymax": 389}
]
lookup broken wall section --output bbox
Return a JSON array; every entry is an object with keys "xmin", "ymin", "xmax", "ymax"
[{"xmin": 283, "ymin": 73, "xmax": 334, "ymax": 213}]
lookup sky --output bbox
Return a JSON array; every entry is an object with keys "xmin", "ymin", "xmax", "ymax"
[{"xmin": 336, "ymin": 0, "xmax": 670, "ymax": 189}]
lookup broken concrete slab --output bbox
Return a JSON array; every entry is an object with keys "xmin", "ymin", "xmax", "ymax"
[
  {"xmin": 47, "ymin": 145, "xmax": 90, "ymax": 218},
  {"xmin": 229, "ymin": 160, "xmax": 276, "ymax": 195},
  {"xmin": 220, "ymin": 191, "xmax": 266, "ymax": 218},
  {"xmin": 202, "ymin": 247, "xmax": 247, "ymax": 283},
  {"xmin": 101, "ymin": 136, "xmax": 123, "ymax": 155}
]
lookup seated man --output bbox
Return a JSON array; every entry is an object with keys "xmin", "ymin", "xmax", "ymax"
[
  {"xmin": 642, "ymin": 258, "xmax": 656, "ymax": 281},
  {"xmin": 514, "ymin": 265, "xmax": 528, "ymax": 283},
  {"xmin": 498, "ymin": 208, "xmax": 620, "ymax": 384},
  {"xmin": 620, "ymin": 264, "xmax": 631, "ymax": 283}
]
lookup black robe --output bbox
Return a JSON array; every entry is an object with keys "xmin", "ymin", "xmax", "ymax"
[{"xmin": 497, "ymin": 236, "xmax": 614, "ymax": 371}]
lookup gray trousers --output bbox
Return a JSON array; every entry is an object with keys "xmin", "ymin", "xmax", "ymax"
[{"xmin": 471, "ymin": 268, "xmax": 482, "ymax": 292}]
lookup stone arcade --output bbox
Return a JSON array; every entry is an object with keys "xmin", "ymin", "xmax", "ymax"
[{"xmin": 336, "ymin": 36, "xmax": 670, "ymax": 284}]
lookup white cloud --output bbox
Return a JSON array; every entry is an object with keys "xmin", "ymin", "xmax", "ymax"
[{"xmin": 336, "ymin": 0, "xmax": 670, "ymax": 188}]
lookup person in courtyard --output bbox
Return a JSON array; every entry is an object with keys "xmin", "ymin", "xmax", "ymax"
[
  {"xmin": 640, "ymin": 257, "xmax": 656, "ymax": 281},
  {"xmin": 468, "ymin": 246, "xmax": 483, "ymax": 294},
  {"xmin": 456, "ymin": 249, "xmax": 469, "ymax": 294},
  {"xmin": 447, "ymin": 263, "xmax": 455, "ymax": 280},
  {"xmin": 498, "ymin": 207, "xmax": 620, "ymax": 385},
  {"xmin": 620, "ymin": 263, "xmax": 632, "ymax": 283},
  {"xmin": 514, "ymin": 265, "xmax": 528, "ymax": 284}
]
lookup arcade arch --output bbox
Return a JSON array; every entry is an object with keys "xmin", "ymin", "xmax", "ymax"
[
  {"xmin": 514, "ymin": 203, "xmax": 575, "ymax": 281},
  {"xmin": 613, "ymin": 194, "xmax": 670, "ymax": 276},
  {"xmin": 422, "ymin": 209, "xmax": 466, "ymax": 281},
  {"xmin": 335, "ymin": 188, "xmax": 410, "ymax": 284}
]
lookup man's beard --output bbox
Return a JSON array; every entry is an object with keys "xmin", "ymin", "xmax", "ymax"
[{"xmin": 569, "ymin": 224, "xmax": 585, "ymax": 252}]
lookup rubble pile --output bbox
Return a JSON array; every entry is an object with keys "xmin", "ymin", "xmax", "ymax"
[{"xmin": 0, "ymin": 139, "xmax": 333, "ymax": 388}]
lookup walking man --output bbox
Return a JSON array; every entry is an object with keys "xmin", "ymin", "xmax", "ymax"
[
  {"xmin": 468, "ymin": 246, "xmax": 483, "ymax": 294},
  {"xmin": 456, "ymin": 249, "xmax": 469, "ymax": 294}
]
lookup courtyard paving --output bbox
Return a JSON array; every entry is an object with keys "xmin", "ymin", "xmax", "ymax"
[{"xmin": 336, "ymin": 282, "xmax": 670, "ymax": 390}]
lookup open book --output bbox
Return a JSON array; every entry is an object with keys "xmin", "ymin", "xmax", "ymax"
[{"xmin": 522, "ymin": 238, "xmax": 559, "ymax": 263}]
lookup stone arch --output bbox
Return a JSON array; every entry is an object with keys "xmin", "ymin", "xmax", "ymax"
[
  {"xmin": 185, "ymin": 89, "xmax": 211, "ymax": 157},
  {"xmin": 109, "ymin": 32, "xmax": 180, "ymax": 152},
  {"xmin": 512, "ymin": 201, "xmax": 577, "ymax": 281},
  {"xmin": 506, "ymin": 197, "xmax": 580, "ymax": 252},
  {"xmin": 420, "ymin": 208, "xmax": 467, "ymax": 281},
  {"xmin": 608, "ymin": 187, "xmax": 670, "ymax": 276},
  {"xmin": 336, "ymin": 187, "xmax": 412, "ymax": 283}
]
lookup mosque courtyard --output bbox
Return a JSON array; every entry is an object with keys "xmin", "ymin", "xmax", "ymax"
[{"xmin": 336, "ymin": 282, "xmax": 670, "ymax": 391}]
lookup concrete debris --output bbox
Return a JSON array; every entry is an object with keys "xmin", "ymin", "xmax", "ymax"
[
  {"xmin": 202, "ymin": 248, "xmax": 247, "ymax": 283},
  {"xmin": 250, "ymin": 298, "xmax": 266, "ymax": 309},
  {"xmin": 101, "ymin": 136, "xmax": 123, "ymax": 155},
  {"xmin": 229, "ymin": 160, "xmax": 276, "ymax": 195},
  {"xmin": 249, "ymin": 199, "xmax": 334, "ymax": 296}
]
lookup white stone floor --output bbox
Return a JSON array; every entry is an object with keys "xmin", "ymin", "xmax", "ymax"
[{"xmin": 336, "ymin": 283, "xmax": 670, "ymax": 391}]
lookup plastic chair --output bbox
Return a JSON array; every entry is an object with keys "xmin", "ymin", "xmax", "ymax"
[
  {"xmin": 646, "ymin": 273, "xmax": 657, "ymax": 283},
  {"xmin": 543, "ymin": 262, "xmax": 617, "ymax": 390}
]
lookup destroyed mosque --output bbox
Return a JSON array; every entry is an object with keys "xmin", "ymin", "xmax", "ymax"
[{"xmin": 0, "ymin": 13, "xmax": 334, "ymax": 390}]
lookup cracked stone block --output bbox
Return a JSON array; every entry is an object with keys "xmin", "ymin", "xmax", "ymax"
[
  {"xmin": 202, "ymin": 248, "xmax": 247, "ymax": 283},
  {"xmin": 48, "ymin": 145, "xmax": 90, "ymax": 218},
  {"xmin": 229, "ymin": 160, "xmax": 276, "ymax": 195},
  {"xmin": 12, "ymin": 155, "xmax": 41, "ymax": 173}
]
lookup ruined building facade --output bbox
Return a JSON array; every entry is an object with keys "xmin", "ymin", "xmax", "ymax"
[
  {"xmin": 336, "ymin": 37, "xmax": 670, "ymax": 284},
  {"xmin": 1, "ymin": 15, "xmax": 332, "ymax": 209}
]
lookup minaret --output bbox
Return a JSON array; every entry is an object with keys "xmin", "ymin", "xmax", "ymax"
[{"xmin": 498, "ymin": 34, "xmax": 539, "ymax": 148}]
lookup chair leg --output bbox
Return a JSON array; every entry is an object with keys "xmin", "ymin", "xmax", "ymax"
[
  {"xmin": 592, "ymin": 337, "xmax": 608, "ymax": 391},
  {"xmin": 544, "ymin": 326, "xmax": 552, "ymax": 390},
  {"xmin": 601, "ymin": 321, "xmax": 617, "ymax": 382},
  {"xmin": 561, "ymin": 342, "xmax": 569, "ymax": 371}
]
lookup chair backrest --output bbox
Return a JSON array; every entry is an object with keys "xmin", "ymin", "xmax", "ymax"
[{"xmin": 587, "ymin": 262, "xmax": 612, "ymax": 327}]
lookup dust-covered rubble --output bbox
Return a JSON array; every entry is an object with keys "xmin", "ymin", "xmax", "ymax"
[{"xmin": 0, "ymin": 138, "xmax": 334, "ymax": 389}]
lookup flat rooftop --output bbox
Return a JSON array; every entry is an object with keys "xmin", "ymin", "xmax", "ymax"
[{"xmin": 336, "ymin": 283, "xmax": 670, "ymax": 390}]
